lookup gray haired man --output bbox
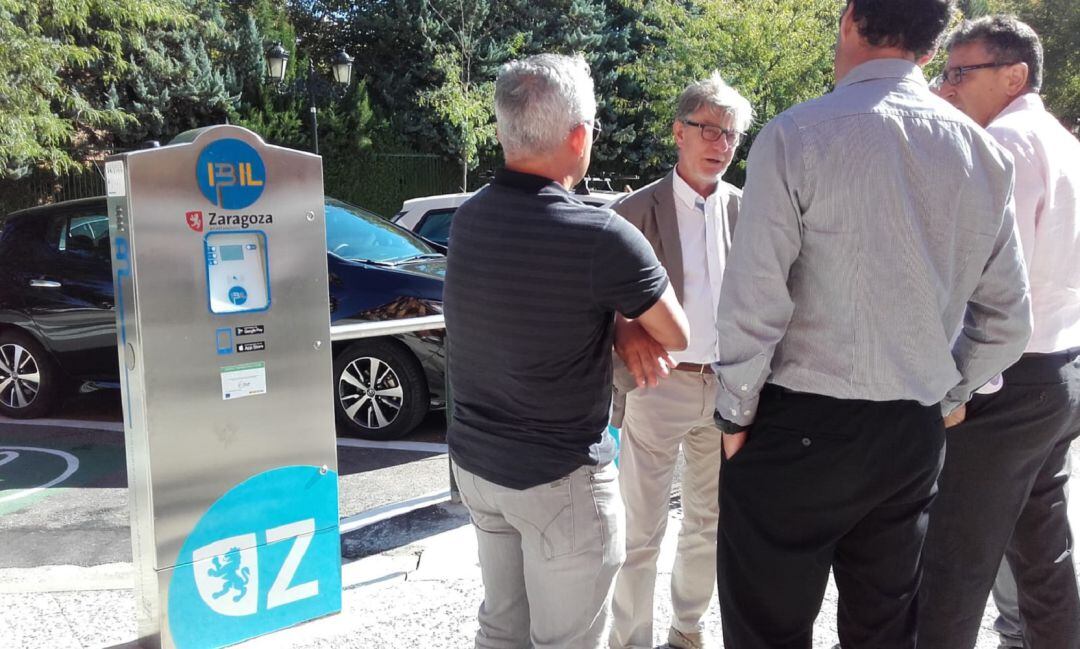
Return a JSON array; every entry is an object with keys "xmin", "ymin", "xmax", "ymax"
[
  {"xmin": 444, "ymin": 53, "xmax": 688, "ymax": 649},
  {"xmin": 608, "ymin": 72, "xmax": 753, "ymax": 649}
]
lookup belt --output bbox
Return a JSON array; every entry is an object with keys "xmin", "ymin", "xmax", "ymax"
[
  {"xmin": 674, "ymin": 362, "xmax": 713, "ymax": 374},
  {"xmin": 1020, "ymin": 347, "xmax": 1080, "ymax": 362}
]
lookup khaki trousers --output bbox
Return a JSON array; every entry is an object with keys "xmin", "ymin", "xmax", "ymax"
[
  {"xmin": 454, "ymin": 462, "xmax": 625, "ymax": 649},
  {"xmin": 610, "ymin": 370, "xmax": 723, "ymax": 649}
]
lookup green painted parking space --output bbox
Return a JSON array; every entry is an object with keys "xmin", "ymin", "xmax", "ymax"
[{"xmin": 0, "ymin": 424, "xmax": 126, "ymax": 517}]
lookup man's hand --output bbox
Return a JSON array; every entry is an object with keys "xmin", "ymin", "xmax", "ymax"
[
  {"xmin": 615, "ymin": 317, "xmax": 674, "ymax": 388},
  {"xmin": 944, "ymin": 403, "xmax": 967, "ymax": 428},
  {"xmin": 723, "ymin": 431, "xmax": 748, "ymax": 460}
]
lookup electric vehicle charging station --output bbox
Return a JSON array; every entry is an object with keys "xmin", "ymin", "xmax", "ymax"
[{"xmin": 106, "ymin": 125, "xmax": 340, "ymax": 649}]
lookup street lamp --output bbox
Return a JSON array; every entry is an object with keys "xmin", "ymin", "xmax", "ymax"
[
  {"xmin": 331, "ymin": 49, "xmax": 355, "ymax": 85},
  {"xmin": 266, "ymin": 42, "xmax": 290, "ymax": 82},
  {"xmin": 265, "ymin": 42, "xmax": 354, "ymax": 155}
]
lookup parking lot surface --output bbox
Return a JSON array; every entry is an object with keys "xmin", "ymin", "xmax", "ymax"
[{"xmin": 0, "ymin": 390, "xmax": 1075, "ymax": 648}]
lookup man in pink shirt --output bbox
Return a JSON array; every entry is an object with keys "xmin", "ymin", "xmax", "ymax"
[{"xmin": 921, "ymin": 16, "xmax": 1080, "ymax": 649}]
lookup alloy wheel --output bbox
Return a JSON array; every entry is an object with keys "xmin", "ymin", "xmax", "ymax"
[
  {"xmin": 0, "ymin": 343, "xmax": 41, "ymax": 410},
  {"xmin": 338, "ymin": 356, "xmax": 405, "ymax": 430}
]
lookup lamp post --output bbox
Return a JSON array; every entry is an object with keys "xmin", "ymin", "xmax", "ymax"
[{"xmin": 265, "ymin": 42, "xmax": 354, "ymax": 155}]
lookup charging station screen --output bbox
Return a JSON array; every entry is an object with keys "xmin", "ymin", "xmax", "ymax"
[
  {"xmin": 219, "ymin": 244, "xmax": 245, "ymax": 262},
  {"xmin": 205, "ymin": 232, "xmax": 270, "ymax": 314}
]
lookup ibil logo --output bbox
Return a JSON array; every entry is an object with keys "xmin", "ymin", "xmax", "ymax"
[{"xmin": 196, "ymin": 138, "xmax": 267, "ymax": 210}]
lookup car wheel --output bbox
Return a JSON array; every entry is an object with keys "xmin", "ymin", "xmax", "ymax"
[
  {"xmin": 0, "ymin": 330, "xmax": 61, "ymax": 419},
  {"xmin": 333, "ymin": 338, "xmax": 429, "ymax": 440}
]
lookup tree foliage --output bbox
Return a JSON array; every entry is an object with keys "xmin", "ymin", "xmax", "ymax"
[
  {"xmin": 416, "ymin": 0, "xmax": 499, "ymax": 190},
  {"xmin": 104, "ymin": 0, "xmax": 243, "ymax": 147},
  {"xmin": 615, "ymin": 0, "xmax": 840, "ymax": 182},
  {"xmin": 4, "ymin": 0, "xmax": 1076, "ymax": 190},
  {"xmin": 989, "ymin": 0, "xmax": 1080, "ymax": 129},
  {"xmin": 0, "ymin": 0, "xmax": 191, "ymax": 177}
]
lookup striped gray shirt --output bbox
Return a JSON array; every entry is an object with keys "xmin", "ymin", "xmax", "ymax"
[{"xmin": 714, "ymin": 59, "xmax": 1032, "ymax": 426}]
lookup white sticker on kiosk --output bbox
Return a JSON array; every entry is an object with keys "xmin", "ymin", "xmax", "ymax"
[
  {"xmin": 105, "ymin": 161, "xmax": 126, "ymax": 197},
  {"xmin": 220, "ymin": 361, "xmax": 267, "ymax": 400}
]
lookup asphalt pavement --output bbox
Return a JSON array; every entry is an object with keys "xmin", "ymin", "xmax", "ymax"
[{"xmin": 0, "ymin": 390, "xmax": 1076, "ymax": 648}]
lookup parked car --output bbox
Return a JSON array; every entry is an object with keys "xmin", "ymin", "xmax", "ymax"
[
  {"xmin": 0, "ymin": 196, "xmax": 445, "ymax": 440},
  {"xmin": 392, "ymin": 185, "xmax": 626, "ymax": 246}
]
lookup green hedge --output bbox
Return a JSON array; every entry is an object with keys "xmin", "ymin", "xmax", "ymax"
[{"xmin": 325, "ymin": 153, "xmax": 461, "ymax": 217}]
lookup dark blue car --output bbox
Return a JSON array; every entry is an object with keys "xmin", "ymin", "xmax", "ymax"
[{"xmin": 0, "ymin": 196, "xmax": 445, "ymax": 439}]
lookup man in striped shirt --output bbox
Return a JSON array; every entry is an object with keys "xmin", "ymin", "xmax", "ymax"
[{"xmin": 444, "ymin": 54, "xmax": 688, "ymax": 649}]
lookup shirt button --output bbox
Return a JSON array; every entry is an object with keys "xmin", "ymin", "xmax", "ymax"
[
  {"xmin": 743, "ymin": 410, "xmax": 752, "ymax": 417},
  {"xmin": 802, "ymin": 437, "xmax": 812, "ymax": 447},
  {"xmin": 740, "ymin": 385, "xmax": 749, "ymax": 392},
  {"xmin": 730, "ymin": 408, "xmax": 738, "ymax": 417}
]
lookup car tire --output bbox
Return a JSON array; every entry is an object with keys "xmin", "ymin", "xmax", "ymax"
[
  {"xmin": 0, "ymin": 329, "xmax": 62, "ymax": 419},
  {"xmin": 333, "ymin": 338, "xmax": 429, "ymax": 440}
]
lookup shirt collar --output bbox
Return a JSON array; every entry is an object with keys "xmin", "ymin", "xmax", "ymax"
[
  {"xmin": 672, "ymin": 165, "xmax": 715, "ymax": 211},
  {"xmin": 994, "ymin": 92, "xmax": 1045, "ymax": 122},
  {"xmin": 493, "ymin": 167, "xmax": 568, "ymax": 194},
  {"xmin": 837, "ymin": 58, "xmax": 927, "ymax": 89}
]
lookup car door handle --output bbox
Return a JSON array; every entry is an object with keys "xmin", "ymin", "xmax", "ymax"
[{"xmin": 29, "ymin": 279, "xmax": 62, "ymax": 289}]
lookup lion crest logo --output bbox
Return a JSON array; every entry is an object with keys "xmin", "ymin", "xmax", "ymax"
[
  {"xmin": 207, "ymin": 547, "xmax": 251, "ymax": 602},
  {"xmin": 192, "ymin": 534, "xmax": 259, "ymax": 616}
]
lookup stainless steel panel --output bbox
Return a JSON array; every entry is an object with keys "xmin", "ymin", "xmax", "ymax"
[{"xmin": 109, "ymin": 125, "xmax": 337, "ymax": 648}]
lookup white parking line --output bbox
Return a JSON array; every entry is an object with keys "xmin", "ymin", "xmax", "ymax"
[
  {"xmin": 339, "ymin": 489, "xmax": 451, "ymax": 534},
  {"xmin": 0, "ymin": 446, "xmax": 80, "ymax": 503},
  {"xmin": 0, "ymin": 451, "xmax": 19, "ymax": 469}
]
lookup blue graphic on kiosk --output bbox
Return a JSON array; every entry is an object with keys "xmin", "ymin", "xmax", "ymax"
[
  {"xmin": 196, "ymin": 138, "xmax": 267, "ymax": 210},
  {"xmin": 168, "ymin": 465, "xmax": 341, "ymax": 649},
  {"xmin": 228, "ymin": 286, "xmax": 248, "ymax": 306}
]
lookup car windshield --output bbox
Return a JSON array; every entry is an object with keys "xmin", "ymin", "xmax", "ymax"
[{"xmin": 325, "ymin": 198, "xmax": 437, "ymax": 263}]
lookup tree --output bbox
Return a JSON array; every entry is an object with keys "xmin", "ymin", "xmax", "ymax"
[
  {"xmin": 416, "ymin": 0, "xmax": 499, "ymax": 191},
  {"xmin": 615, "ymin": 0, "xmax": 839, "ymax": 183},
  {"xmin": 103, "ymin": 0, "xmax": 243, "ymax": 148},
  {"xmin": 0, "ymin": 0, "xmax": 191, "ymax": 177},
  {"xmin": 290, "ymin": 0, "xmax": 632, "ymax": 183}
]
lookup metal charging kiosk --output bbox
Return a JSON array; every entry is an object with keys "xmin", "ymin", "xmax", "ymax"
[{"xmin": 106, "ymin": 125, "xmax": 340, "ymax": 649}]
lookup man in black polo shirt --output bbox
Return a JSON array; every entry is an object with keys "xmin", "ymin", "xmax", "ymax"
[{"xmin": 444, "ymin": 53, "xmax": 689, "ymax": 649}]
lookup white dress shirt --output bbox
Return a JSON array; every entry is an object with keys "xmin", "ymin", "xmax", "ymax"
[
  {"xmin": 989, "ymin": 93, "xmax": 1080, "ymax": 354},
  {"xmin": 670, "ymin": 167, "xmax": 727, "ymax": 365}
]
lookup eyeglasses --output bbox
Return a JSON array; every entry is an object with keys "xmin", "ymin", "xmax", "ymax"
[
  {"xmin": 588, "ymin": 119, "xmax": 602, "ymax": 138},
  {"xmin": 681, "ymin": 119, "xmax": 743, "ymax": 147},
  {"xmin": 941, "ymin": 61, "xmax": 1018, "ymax": 86}
]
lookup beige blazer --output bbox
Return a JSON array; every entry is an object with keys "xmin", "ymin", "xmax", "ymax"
[{"xmin": 608, "ymin": 170, "xmax": 742, "ymax": 427}]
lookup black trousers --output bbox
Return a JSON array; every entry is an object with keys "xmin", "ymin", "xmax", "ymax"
[
  {"xmin": 919, "ymin": 350, "xmax": 1080, "ymax": 649},
  {"xmin": 716, "ymin": 385, "xmax": 945, "ymax": 649}
]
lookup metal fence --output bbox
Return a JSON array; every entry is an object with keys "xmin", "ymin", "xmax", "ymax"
[
  {"xmin": 0, "ymin": 165, "xmax": 107, "ymax": 215},
  {"xmin": 328, "ymin": 315, "xmax": 459, "ymax": 506},
  {"xmin": 311, "ymin": 152, "xmax": 462, "ymax": 217}
]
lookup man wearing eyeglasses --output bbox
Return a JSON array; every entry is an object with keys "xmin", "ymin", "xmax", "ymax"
[
  {"xmin": 920, "ymin": 16, "xmax": 1080, "ymax": 649},
  {"xmin": 605, "ymin": 72, "xmax": 753, "ymax": 649},
  {"xmin": 709, "ymin": 1, "xmax": 1032, "ymax": 647}
]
